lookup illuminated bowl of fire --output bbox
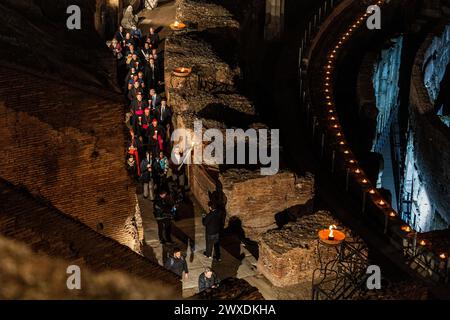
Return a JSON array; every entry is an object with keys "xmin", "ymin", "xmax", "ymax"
[
  {"xmin": 170, "ymin": 21, "xmax": 187, "ymax": 31},
  {"xmin": 318, "ymin": 226, "xmax": 346, "ymax": 246},
  {"xmin": 173, "ymin": 67, "xmax": 192, "ymax": 77}
]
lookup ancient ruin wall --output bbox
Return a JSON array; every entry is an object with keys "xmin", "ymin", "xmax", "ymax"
[
  {"xmin": 0, "ymin": 70, "xmax": 141, "ymax": 252},
  {"xmin": 409, "ymin": 29, "xmax": 450, "ymax": 230},
  {"xmin": 220, "ymin": 170, "xmax": 315, "ymax": 239}
]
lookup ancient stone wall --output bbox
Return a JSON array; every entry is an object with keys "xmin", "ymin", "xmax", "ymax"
[
  {"xmin": 0, "ymin": 235, "xmax": 179, "ymax": 300},
  {"xmin": 409, "ymin": 30, "xmax": 450, "ymax": 231},
  {"xmin": 220, "ymin": 170, "xmax": 315, "ymax": 239},
  {"xmin": 0, "ymin": 67, "xmax": 140, "ymax": 252},
  {"xmin": 165, "ymin": 0, "xmax": 315, "ymax": 237},
  {"xmin": 258, "ymin": 211, "xmax": 365, "ymax": 297}
]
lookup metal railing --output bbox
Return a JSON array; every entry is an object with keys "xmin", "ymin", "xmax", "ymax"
[{"xmin": 299, "ymin": 0, "xmax": 450, "ymax": 285}]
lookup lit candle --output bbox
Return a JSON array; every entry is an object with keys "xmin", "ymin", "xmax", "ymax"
[{"xmin": 328, "ymin": 225, "xmax": 337, "ymax": 240}]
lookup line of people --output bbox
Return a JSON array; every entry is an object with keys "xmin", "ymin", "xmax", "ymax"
[{"xmin": 110, "ymin": 23, "xmax": 223, "ymax": 294}]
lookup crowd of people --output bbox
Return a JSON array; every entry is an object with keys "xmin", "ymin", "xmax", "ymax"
[{"xmin": 109, "ymin": 23, "xmax": 223, "ymax": 294}]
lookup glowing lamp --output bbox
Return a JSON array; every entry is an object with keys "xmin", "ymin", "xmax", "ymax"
[
  {"xmin": 369, "ymin": 189, "xmax": 376, "ymax": 194},
  {"xmin": 439, "ymin": 253, "xmax": 447, "ymax": 260},
  {"xmin": 419, "ymin": 240, "xmax": 426, "ymax": 246},
  {"xmin": 401, "ymin": 226, "xmax": 412, "ymax": 233}
]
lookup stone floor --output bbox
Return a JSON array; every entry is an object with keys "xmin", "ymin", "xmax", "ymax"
[{"xmin": 138, "ymin": 191, "xmax": 260, "ymax": 297}]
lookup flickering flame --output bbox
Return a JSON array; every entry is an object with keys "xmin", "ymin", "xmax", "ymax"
[
  {"xmin": 174, "ymin": 21, "xmax": 180, "ymax": 27},
  {"xmin": 420, "ymin": 240, "xmax": 426, "ymax": 246},
  {"xmin": 379, "ymin": 200, "xmax": 385, "ymax": 206},
  {"xmin": 369, "ymin": 189, "xmax": 376, "ymax": 194},
  {"xmin": 389, "ymin": 212, "xmax": 396, "ymax": 217},
  {"xmin": 401, "ymin": 226, "xmax": 411, "ymax": 233},
  {"xmin": 355, "ymin": 169, "xmax": 361, "ymax": 174},
  {"xmin": 328, "ymin": 225, "xmax": 337, "ymax": 239},
  {"xmin": 440, "ymin": 253, "xmax": 446, "ymax": 260},
  {"xmin": 362, "ymin": 179, "xmax": 368, "ymax": 184},
  {"xmin": 180, "ymin": 67, "xmax": 186, "ymax": 72}
]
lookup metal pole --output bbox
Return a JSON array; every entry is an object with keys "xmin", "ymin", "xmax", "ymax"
[
  {"xmin": 384, "ymin": 214, "xmax": 388, "ymax": 234},
  {"xmin": 413, "ymin": 232, "xmax": 418, "ymax": 255},
  {"xmin": 331, "ymin": 150, "xmax": 335, "ymax": 173},
  {"xmin": 321, "ymin": 133, "xmax": 325, "ymax": 158},
  {"xmin": 362, "ymin": 192, "xmax": 366, "ymax": 214},
  {"xmin": 345, "ymin": 168, "xmax": 350, "ymax": 191},
  {"xmin": 312, "ymin": 116, "xmax": 317, "ymax": 138}
]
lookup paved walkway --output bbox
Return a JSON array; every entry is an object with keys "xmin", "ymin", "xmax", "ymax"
[
  {"xmin": 134, "ymin": 2, "xmax": 259, "ymax": 297},
  {"xmin": 138, "ymin": 192, "xmax": 259, "ymax": 297}
]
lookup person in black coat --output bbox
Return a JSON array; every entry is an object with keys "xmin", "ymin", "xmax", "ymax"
[
  {"xmin": 164, "ymin": 247, "xmax": 189, "ymax": 279},
  {"xmin": 140, "ymin": 151, "xmax": 155, "ymax": 200},
  {"xmin": 153, "ymin": 189, "xmax": 175, "ymax": 244},
  {"xmin": 145, "ymin": 58, "xmax": 161, "ymax": 90},
  {"xmin": 115, "ymin": 26, "xmax": 125, "ymax": 43},
  {"xmin": 198, "ymin": 267, "xmax": 220, "ymax": 292},
  {"xmin": 202, "ymin": 201, "xmax": 223, "ymax": 261}
]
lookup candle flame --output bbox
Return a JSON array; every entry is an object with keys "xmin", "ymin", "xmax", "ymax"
[{"xmin": 328, "ymin": 225, "xmax": 337, "ymax": 239}]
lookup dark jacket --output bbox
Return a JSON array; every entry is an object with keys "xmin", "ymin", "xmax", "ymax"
[
  {"xmin": 140, "ymin": 158, "xmax": 154, "ymax": 183},
  {"xmin": 198, "ymin": 272, "xmax": 220, "ymax": 292},
  {"xmin": 155, "ymin": 105, "xmax": 173, "ymax": 127},
  {"xmin": 165, "ymin": 255, "xmax": 188, "ymax": 277},
  {"xmin": 154, "ymin": 195, "xmax": 175, "ymax": 220},
  {"xmin": 202, "ymin": 209, "xmax": 223, "ymax": 235}
]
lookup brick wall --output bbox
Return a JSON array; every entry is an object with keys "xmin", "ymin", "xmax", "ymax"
[{"xmin": 0, "ymin": 67, "xmax": 140, "ymax": 251}]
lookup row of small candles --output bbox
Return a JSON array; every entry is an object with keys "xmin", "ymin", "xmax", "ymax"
[
  {"xmin": 170, "ymin": 20, "xmax": 191, "ymax": 77},
  {"xmin": 320, "ymin": 0, "xmax": 447, "ymax": 261}
]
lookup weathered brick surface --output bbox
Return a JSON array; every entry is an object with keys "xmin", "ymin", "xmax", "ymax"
[
  {"xmin": 165, "ymin": 0, "xmax": 315, "ymax": 239},
  {"xmin": 220, "ymin": 170, "xmax": 315, "ymax": 239},
  {"xmin": 0, "ymin": 66, "xmax": 138, "ymax": 250},
  {"xmin": 0, "ymin": 235, "xmax": 179, "ymax": 300},
  {"xmin": 258, "ymin": 211, "xmax": 360, "ymax": 290},
  {"xmin": 0, "ymin": 179, "xmax": 182, "ymax": 296}
]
